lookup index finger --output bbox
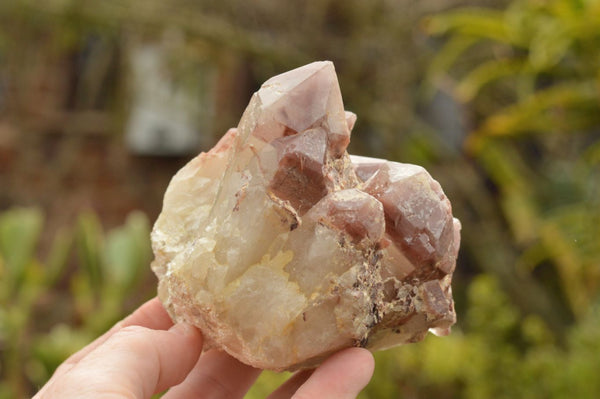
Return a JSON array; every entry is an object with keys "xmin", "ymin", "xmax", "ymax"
[
  {"xmin": 288, "ymin": 348, "xmax": 374, "ymax": 399},
  {"xmin": 49, "ymin": 298, "xmax": 173, "ymax": 379}
]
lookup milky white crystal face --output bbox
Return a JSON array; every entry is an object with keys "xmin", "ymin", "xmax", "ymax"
[{"xmin": 151, "ymin": 61, "xmax": 461, "ymax": 371}]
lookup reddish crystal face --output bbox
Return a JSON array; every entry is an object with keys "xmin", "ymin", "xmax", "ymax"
[
  {"xmin": 306, "ymin": 189, "xmax": 385, "ymax": 244},
  {"xmin": 269, "ymin": 128, "xmax": 329, "ymax": 215},
  {"xmin": 359, "ymin": 162, "xmax": 457, "ymax": 276}
]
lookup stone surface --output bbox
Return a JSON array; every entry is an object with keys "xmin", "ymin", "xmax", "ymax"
[{"xmin": 151, "ymin": 61, "xmax": 461, "ymax": 371}]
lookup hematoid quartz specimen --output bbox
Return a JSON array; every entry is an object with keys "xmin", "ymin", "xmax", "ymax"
[{"xmin": 151, "ymin": 61, "xmax": 461, "ymax": 371}]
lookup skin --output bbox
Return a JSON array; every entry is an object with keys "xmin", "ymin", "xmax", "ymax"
[{"xmin": 34, "ymin": 298, "xmax": 375, "ymax": 399}]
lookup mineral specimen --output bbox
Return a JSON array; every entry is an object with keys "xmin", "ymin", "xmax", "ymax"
[{"xmin": 151, "ymin": 61, "xmax": 461, "ymax": 371}]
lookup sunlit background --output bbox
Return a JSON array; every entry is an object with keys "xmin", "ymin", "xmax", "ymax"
[{"xmin": 1, "ymin": 0, "xmax": 599, "ymax": 398}]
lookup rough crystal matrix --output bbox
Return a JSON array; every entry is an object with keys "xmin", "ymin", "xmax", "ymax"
[{"xmin": 151, "ymin": 61, "xmax": 461, "ymax": 371}]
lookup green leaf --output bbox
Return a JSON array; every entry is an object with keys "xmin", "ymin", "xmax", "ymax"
[
  {"xmin": 0, "ymin": 207, "xmax": 44, "ymax": 291},
  {"xmin": 455, "ymin": 58, "xmax": 527, "ymax": 102},
  {"xmin": 539, "ymin": 220, "xmax": 587, "ymax": 317},
  {"xmin": 474, "ymin": 140, "xmax": 531, "ymax": 191},
  {"xmin": 424, "ymin": 8, "xmax": 514, "ymax": 45},
  {"xmin": 45, "ymin": 227, "xmax": 73, "ymax": 286},
  {"xmin": 528, "ymin": 19, "xmax": 572, "ymax": 71},
  {"xmin": 474, "ymin": 81, "xmax": 598, "ymax": 137},
  {"xmin": 103, "ymin": 211, "xmax": 151, "ymax": 291},
  {"xmin": 500, "ymin": 186, "xmax": 539, "ymax": 244},
  {"xmin": 75, "ymin": 211, "xmax": 104, "ymax": 289}
]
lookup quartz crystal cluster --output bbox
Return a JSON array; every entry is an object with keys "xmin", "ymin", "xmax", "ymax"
[{"xmin": 151, "ymin": 61, "xmax": 461, "ymax": 371}]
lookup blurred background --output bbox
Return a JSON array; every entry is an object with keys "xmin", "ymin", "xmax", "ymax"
[{"xmin": 1, "ymin": 0, "xmax": 599, "ymax": 397}]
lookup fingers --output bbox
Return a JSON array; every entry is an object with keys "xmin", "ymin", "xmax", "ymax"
[
  {"xmin": 39, "ymin": 323, "xmax": 203, "ymax": 399},
  {"xmin": 291, "ymin": 348, "xmax": 374, "ymax": 399},
  {"xmin": 163, "ymin": 349, "xmax": 262, "ymax": 399},
  {"xmin": 120, "ymin": 297, "xmax": 174, "ymax": 329},
  {"xmin": 164, "ymin": 347, "xmax": 373, "ymax": 399},
  {"xmin": 37, "ymin": 297, "xmax": 173, "ymax": 396},
  {"xmin": 65, "ymin": 298, "xmax": 173, "ymax": 367},
  {"xmin": 266, "ymin": 369, "xmax": 314, "ymax": 399},
  {"xmin": 35, "ymin": 297, "xmax": 375, "ymax": 399}
]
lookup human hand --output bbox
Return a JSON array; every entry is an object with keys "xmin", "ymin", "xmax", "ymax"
[{"xmin": 34, "ymin": 298, "xmax": 375, "ymax": 399}]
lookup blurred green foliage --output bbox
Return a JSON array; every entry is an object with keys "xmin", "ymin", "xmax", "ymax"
[
  {"xmin": 0, "ymin": 208, "xmax": 153, "ymax": 398},
  {"xmin": 425, "ymin": 0, "xmax": 600, "ymax": 324}
]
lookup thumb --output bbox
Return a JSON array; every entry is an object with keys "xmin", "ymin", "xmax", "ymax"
[{"xmin": 40, "ymin": 323, "xmax": 203, "ymax": 399}]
